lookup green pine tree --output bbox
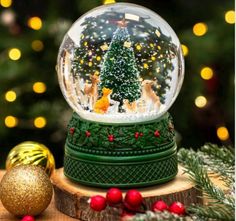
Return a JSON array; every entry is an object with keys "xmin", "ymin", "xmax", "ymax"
[{"xmin": 99, "ymin": 25, "xmax": 141, "ymax": 105}]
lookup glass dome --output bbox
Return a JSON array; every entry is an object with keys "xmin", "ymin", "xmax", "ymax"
[{"xmin": 57, "ymin": 3, "xmax": 184, "ymax": 123}]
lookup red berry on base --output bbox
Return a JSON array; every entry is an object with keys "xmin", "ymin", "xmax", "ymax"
[
  {"xmin": 70, "ymin": 127, "xmax": 75, "ymax": 135},
  {"xmin": 134, "ymin": 132, "xmax": 139, "ymax": 139},
  {"xmin": 106, "ymin": 188, "xmax": 123, "ymax": 205},
  {"xmin": 152, "ymin": 200, "xmax": 168, "ymax": 212},
  {"xmin": 154, "ymin": 130, "xmax": 160, "ymax": 137},
  {"xmin": 21, "ymin": 216, "xmax": 35, "ymax": 221},
  {"xmin": 124, "ymin": 190, "xmax": 143, "ymax": 209},
  {"xmin": 89, "ymin": 195, "xmax": 107, "ymax": 212},
  {"xmin": 85, "ymin": 130, "xmax": 91, "ymax": 137},
  {"xmin": 169, "ymin": 201, "xmax": 185, "ymax": 215},
  {"xmin": 108, "ymin": 134, "xmax": 114, "ymax": 142}
]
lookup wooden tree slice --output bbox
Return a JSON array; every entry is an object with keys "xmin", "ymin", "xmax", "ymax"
[{"xmin": 51, "ymin": 166, "xmax": 202, "ymax": 221}]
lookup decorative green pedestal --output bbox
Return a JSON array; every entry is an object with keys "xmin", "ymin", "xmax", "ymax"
[{"xmin": 64, "ymin": 112, "xmax": 178, "ymax": 188}]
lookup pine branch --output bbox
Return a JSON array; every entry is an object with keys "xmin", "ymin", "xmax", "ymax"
[{"xmin": 187, "ymin": 205, "xmax": 234, "ymax": 221}]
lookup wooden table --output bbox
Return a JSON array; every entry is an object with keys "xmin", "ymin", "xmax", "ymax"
[{"xmin": 0, "ymin": 170, "xmax": 77, "ymax": 221}]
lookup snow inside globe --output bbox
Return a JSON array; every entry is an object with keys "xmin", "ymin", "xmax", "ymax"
[{"xmin": 57, "ymin": 3, "xmax": 184, "ymax": 123}]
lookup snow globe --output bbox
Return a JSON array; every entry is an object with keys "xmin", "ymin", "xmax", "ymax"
[{"xmin": 57, "ymin": 2, "xmax": 184, "ymax": 187}]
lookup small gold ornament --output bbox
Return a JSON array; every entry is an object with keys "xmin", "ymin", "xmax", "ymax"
[
  {"xmin": 6, "ymin": 141, "xmax": 55, "ymax": 176},
  {"xmin": 0, "ymin": 165, "xmax": 53, "ymax": 216},
  {"xmin": 155, "ymin": 29, "xmax": 161, "ymax": 37},
  {"xmin": 100, "ymin": 43, "xmax": 109, "ymax": 51}
]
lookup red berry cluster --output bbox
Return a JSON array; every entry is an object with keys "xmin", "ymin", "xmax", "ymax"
[
  {"xmin": 21, "ymin": 216, "xmax": 35, "ymax": 221},
  {"xmin": 152, "ymin": 200, "xmax": 185, "ymax": 215},
  {"xmin": 134, "ymin": 132, "xmax": 143, "ymax": 139},
  {"xmin": 89, "ymin": 188, "xmax": 185, "ymax": 218}
]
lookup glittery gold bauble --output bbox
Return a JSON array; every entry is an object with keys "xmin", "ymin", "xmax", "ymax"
[
  {"xmin": 0, "ymin": 165, "xmax": 53, "ymax": 216},
  {"xmin": 6, "ymin": 141, "xmax": 55, "ymax": 176}
]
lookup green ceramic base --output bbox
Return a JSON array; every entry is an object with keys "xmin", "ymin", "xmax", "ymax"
[{"xmin": 64, "ymin": 112, "xmax": 178, "ymax": 188}]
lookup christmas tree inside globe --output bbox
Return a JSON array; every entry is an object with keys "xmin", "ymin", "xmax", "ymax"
[{"xmin": 57, "ymin": 2, "xmax": 184, "ymax": 188}]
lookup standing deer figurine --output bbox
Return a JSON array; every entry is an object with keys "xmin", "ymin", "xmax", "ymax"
[
  {"xmin": 84, "ymin": 73, "xmax": 100, "ymax": 109},
  {"xmin": 141, "ymin": 80, "xmax": 161, "ymax": 111}
]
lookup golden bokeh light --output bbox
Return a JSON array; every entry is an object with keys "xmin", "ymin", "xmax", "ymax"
[
  {"xmin": 200, "ymin": 67, "xmax": 214, "ymax": 80},
  {"xmin": 103, "ymin": 0, "xmax": 115, "ymax": 4},
  {"xmin": 217, "ymin": 126, "xmax": 229, "ymax": 141},
  {"xmin": 225, "ymin": 10, "xmax": 235, "ymax": 24},
  {"xmin": 5, "ymin": 116, "xmax": 18, "ymax": 128},
  {"xmin": 181, "ymin": 44, "xmax": 189, "ymax": 56},
  {"xmin": 34, "ymin": 117, "xmax": 47, "ymax": 128},
  {"xmin": 28, "ymin": 16, "xmax": 42, "ymax": 30},
  {"xmin": 8, "ymin": 48, "xmax": 21, "ymax": 60},
  {"xmin": 195, "ymin": 96, "xmax": 207, "ymax": 108},
  {"xmin": 33, "ymin": 82, "xmax": 46, "ymax": 94},
  {"xmin": 5, "ymin": 90, "xmax": 16, "ymax": 102},
  {"xmin": 0, "ymin": 0, "xmax": 12, "ymax": 8},
  {"xmin": 31, "ymin": 40, "xmax": 44, "ymax": 52},
  {"xmin": 193, "ymin": 22, "xmax": 208, "ymax": 36}
]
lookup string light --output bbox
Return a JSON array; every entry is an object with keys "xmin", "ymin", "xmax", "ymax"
[
  {"xmin": 5, "ymin": 90, "xmax": 16, "ymax": 102},
  {"xmin": 103, "ymin": 0, "xmax": 115, "ymax": 4},
  {"xmin": 225, "ymin": 10, "xmax": 235, "ymax": 24},
  {"xmin": 8, "ymin": 48, "xmax": 21, "ymax": 60},
  {"xmin": 0, "ymin": 0, "xmax": 12, "ymax": 8},
  {"xmin": 195, "ymin": 96, "xmax": 207, "ymax": 108},
  {"xmin": 143, "ymin": 63, "xmax": 149, "ymax": 69},
  {"xmin": 33, "ymin": 82, "xmax": 46, "ymax": 94},
  {"xmin": 193, "ymin": 22, "xmax": 208, "ymax": 36},
  {"xmin": 200, "ymin": 67, "xmax": 214, "ymax": 80},
  {"xmin": 1, "ymin": 10, "xmax": 15, "ymax": 25},
  {"xmin": 31, "ymin": 40, "xmax": 44, "ymax": 51},
  {"xmin": 217, "ymin": 126, "xmax": 229, "ymax": 141},
  {"xmin": 181, "ymin": 44, "xmax": 189, "ymax": 56},
  {"xmin": 136, "ymin": 44, "xmax": 142, "ymax": 51},
  {"xmin": 5, "ymin": 116, "xmax": 18, "ymax": 128},
  {"xmin": 34, "ymin": 117, "xmax": 47, "ymax": 128},
  {"xmin": 27, "ymin": 16, "xmax": 42, "ymax": 30},
  {"xmin": 96, "ymin": 56, "xmax": 101, "ymax": 61}
]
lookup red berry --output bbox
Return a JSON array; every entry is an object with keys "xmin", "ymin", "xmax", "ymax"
[
  {"xmin": 139, "ymin": 132, "xmax": 143, "ymax": 137},
  {"xmin": 134, "ymin": 132, "xmax": 139, "ymax": 139},
  {"xmin": 69, "ymin": 127, "xmax": 75, "ymax": 135},
  {"xmin": 108, "ymin": 134, "xmax": 114, "ymax": 142},
  {"xmin": 154, "ymin": 130, "xmax": 160, "ymax": 137},
  {"xmin": 85, "ymin": 130, "xmax": 91, "ymax": 137},
  {"xmin": 124, "ymin": 190, "xmax": 143, "ymax": 208},
  {"xmin": 21, "ymin": 216, "xmax": 35, "ymax": 221},
  {"xmin": 169, "ymin": 201, "xmax": 185, "ymax": 215},
  {"xmin": 106, "ymin": 188, "xmax": 123, "ymax": 205},
  {"xmin": 89, "ymin": 195, "xmax": 107, "ymax": 212},
  {"xmin": 152, "ymin": 200, "xmax": 168, "ymax": 212}
]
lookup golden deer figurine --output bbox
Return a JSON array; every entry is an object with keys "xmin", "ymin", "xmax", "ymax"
[{"xmin": 94, "ymin": 88, "xmax": 113, "ymax": 114}]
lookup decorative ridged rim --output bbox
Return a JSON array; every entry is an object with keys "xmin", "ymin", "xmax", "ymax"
[{"xmin": 64, "ymin": 148, "xmax": 178, "ymax": 188}]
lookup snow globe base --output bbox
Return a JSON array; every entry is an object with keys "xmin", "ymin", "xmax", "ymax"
[{"xmin": 63, "ymin": 112, "xmax": 178, "ymax": 188}]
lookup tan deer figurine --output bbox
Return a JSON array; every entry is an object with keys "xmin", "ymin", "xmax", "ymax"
[
  {"xmin": 94, "ymin": 87, "xmax": 112, "ymax": 114},
  {"xmin": 84, "ymin": 73, "xmax": 100, "ymax": 109},
  {"xmin": 141, "ymin": 80, "xmax": 161, "ymax": 111}
]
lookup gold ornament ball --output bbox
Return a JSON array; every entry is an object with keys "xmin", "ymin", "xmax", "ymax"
[
  {"xmin": 0, "ymin": 165, "xmax": 53, "ymax": 216},
  {"xmin": 6, "ymin": 141, "xmax": 55, "ymax": 176}
]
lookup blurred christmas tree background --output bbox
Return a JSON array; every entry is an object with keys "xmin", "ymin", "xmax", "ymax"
[{"xmin": 0, "ymin": 0, "xmax": 234, "ymax": 168}]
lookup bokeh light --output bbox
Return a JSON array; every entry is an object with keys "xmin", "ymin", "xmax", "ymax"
[
  {"xmin": 181, "ymin": 44, "xmax": 189, "ymax": 56},
  {"xmin": 31, "ymin": 40, "xmax": 44, "ymax": 51},
  {"xmin": 225, "ymin": 10, "xmax": 235, "ymax": 24},
  {"xmin": 0, "ymin": 0, "xmax": 12, "ymax": 8},
  {"xmin": 8, "ymin": 48, "xmax": 21, "ymax": 60},
  {"xmin": 217, "ymin": 126, "xmax": 229, "ymax": 141},
  {"xmin": 193, "ymin": 22, "xmax": 208, "ymax": 36},
  {"xmin": 195, "ymin": 96, "xmax": 207, "ymax": 108},
  {"xmin": 103, "ymin": 0, "xmax": 116, "ymax": 4},
  {"xmin": 5, "ymin": 116, "xmax": 18, "ymax": 128},
  {"xmin": 34, "ymin": 117, "xmax": 47, "ymax": 128},
  {"xmin": 5, "ymin": 90, "xmax": 16, "ymax": 102},
  {"xmin": 27, "ymin": 16, "xmax": 42, "ymax": 30},
  {"xmin": 200, "ymin": 67, "xmax": 214, "ymax": 80},
  {"xmin": 33, "ymin": 82, "xmax": 47, "ymax": 94}
]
